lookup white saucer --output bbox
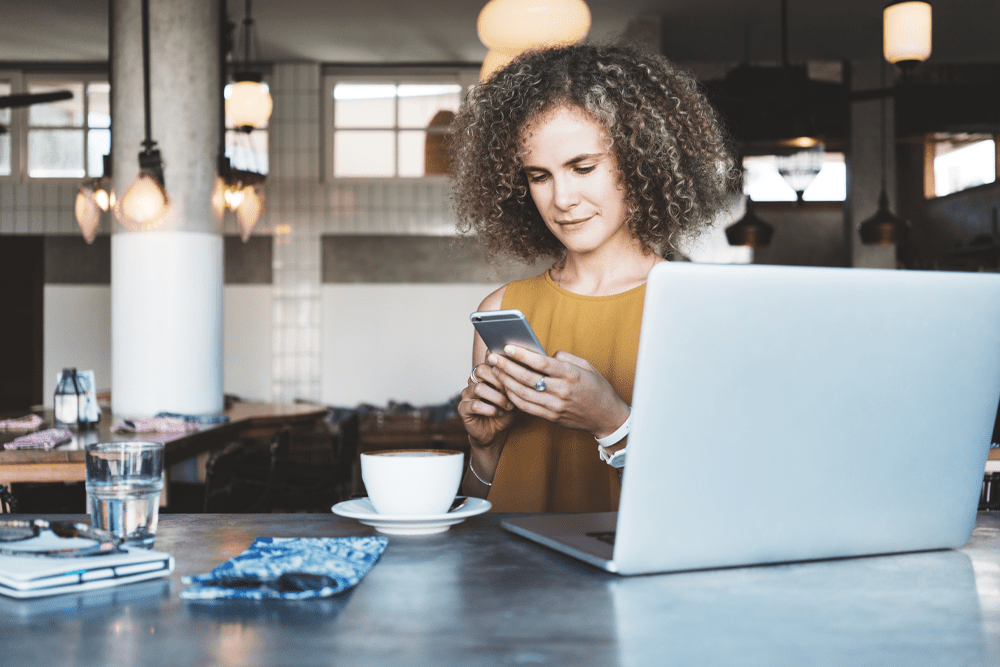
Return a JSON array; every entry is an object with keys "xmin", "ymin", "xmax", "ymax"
[{"xmin": 331, "ymin": 497, "xmax": 491, "ymax": 535}]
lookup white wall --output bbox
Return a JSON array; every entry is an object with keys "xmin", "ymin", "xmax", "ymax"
[
  {"xmin": 224, "ymin": 286, "xmax": 273, "ymax": 402},
  {"xmin": 43, "ymin": 286, "xmax": 112, "ymax": 407},
  {"xmin": 44, "ymin": 285, "xmax": 274, "ymax": 408},
  {"xmin": 321, "ymin": 283, "xmax": 501, "ymax": 407},
  {"xmin": 44, "ymin": 282, "xmax": 490, "ymax": 410}
]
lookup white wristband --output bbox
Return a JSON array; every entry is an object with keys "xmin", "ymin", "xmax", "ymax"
[{"xmin": 595, "ymin": 410, "xmax": 631, "ymax": 448}]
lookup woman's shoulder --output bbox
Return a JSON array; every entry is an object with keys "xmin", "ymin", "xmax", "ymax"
[
  {"xmin": 477, "ymin": 284, "xmax": 508, "ymax": 312},
  {"xmin": 476, "ymin": 271, "xmax": 551, "ymax": 312}
]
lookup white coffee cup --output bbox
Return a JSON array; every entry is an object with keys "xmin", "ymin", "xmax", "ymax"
[{"xmin": 360, "ymin": 449, "xmax": 464, "ymax": 516}]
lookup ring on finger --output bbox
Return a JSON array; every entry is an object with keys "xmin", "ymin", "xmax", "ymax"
[
  {"xmin": 469, "ymin": 363, "xmax": 483, "ymax": 385},
  {"xmin": 534, "ymin": 378, "xmax": 547, "ymax": 392}
]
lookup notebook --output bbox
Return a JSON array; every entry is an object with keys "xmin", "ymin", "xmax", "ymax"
[
  {"xmin": 502, "ymin": 262, "xmax": 1000, "ymax": 575},
  {"xmin": 0, "ymin": 532, "xmax": 174, "ymax": 598}
]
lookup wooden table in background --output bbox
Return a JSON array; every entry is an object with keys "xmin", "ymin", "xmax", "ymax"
[{"xmin": 0, "ymin": 402, "xmax": 330, "ymax": 486}]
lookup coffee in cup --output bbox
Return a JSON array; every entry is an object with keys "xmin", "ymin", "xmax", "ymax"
[{"xmin": 360, "ymin": 449, "xmax": 463, "ymax": 516}]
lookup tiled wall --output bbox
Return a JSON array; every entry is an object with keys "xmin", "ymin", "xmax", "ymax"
[{"xmin": 249, "ymin": 62, "xmax": 462, "ymax": 403}]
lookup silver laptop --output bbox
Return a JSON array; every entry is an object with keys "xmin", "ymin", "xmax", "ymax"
[{"xmin": 502, "ymin": 262, "xmax": 1000, "ymax": 575}]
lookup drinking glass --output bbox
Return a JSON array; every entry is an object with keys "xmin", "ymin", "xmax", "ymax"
[{"xmin": 85, "ymin": 441, "xmax": 165, "ymax": 548}]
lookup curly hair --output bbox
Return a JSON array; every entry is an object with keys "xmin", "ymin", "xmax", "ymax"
[{"xmin": 451, "ymin": 41, "xmax": 740, "ymax": 262}]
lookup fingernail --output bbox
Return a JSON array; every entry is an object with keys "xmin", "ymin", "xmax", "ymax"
[
  {"xmin": 504, "ymin": 345, "xmax": 515, "ymax": 356},
  {"xmin": 488, "ymin": 354, "xmax": 498, "ymax": 365}
]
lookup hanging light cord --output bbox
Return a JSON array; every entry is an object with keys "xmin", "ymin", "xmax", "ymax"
[
  {"xmin": 879, "ymin": 63, "xmax": 887, "ymax": 192},
  {"xmin": 141, "ymin": 0, "xmax": 154, "ymax": 154}
]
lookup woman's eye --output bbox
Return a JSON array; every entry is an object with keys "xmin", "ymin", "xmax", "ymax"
[
  {"xmin": 527, "ymin": 173, "xmax": 549, "ymax": 183},
  {"xmin": 575, "ymin": 165, "xmax": 596, "ymax": 175}
]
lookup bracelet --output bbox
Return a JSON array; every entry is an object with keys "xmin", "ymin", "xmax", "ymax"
[
  {"xmin": 595, "ymin": 410, "xmax": 631, "ymax": 448},
  {"xmin": 469, "ymin": 459, "xmax": 492, "ymax": 487}
]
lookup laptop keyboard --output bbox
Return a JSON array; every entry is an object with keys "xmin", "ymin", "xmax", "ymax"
[{"xmin": 587, "ymin": 531, "xmax": 617, "ymax": 546}]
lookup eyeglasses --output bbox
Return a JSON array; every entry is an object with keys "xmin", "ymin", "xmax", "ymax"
[{"xmin": 0, "ymin": 519, "xmax": 124, "ymax": 558}]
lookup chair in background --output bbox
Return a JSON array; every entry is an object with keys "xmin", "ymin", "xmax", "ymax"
[
  {"xmin": 202, "ymin": 409, "xmax": 359, "ymax": 513},
  {"xmin": 0, "ymin": 485, "xmax": 17, "ymax": 513}
]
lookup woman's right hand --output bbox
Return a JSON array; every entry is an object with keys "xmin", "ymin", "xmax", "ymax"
[{"xmin": 458, "ymin": 362, "xmax": 515, "ymax": 448}]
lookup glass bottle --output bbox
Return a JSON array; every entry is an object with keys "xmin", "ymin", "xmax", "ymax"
[{"xmin": 54, "ymin": 368, "xmax": 83, "ymax": 429}]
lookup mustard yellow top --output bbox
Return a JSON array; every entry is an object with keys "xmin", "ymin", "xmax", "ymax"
[{"xmin": 488, "ymin": 270, "xmax": 645, "ymax": 513}]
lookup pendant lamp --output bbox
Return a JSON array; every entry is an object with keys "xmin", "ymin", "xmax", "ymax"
[
  {"xmin": 477, "ymin": 0, "xmax": 591, "ymax": 80},
  {"xmin": 114, "ymin": 0, "xmax": 169, "ymax": 231},
  {"xmin": 884, "ymin": 2, "xmax": 932, "ymax": 78},
  {"xmin": 216, "ymin": 0, "xmax": 266, "ymax": 240},
  {"xmin": 226, "ymin": 0, "xmax": 272, "ymax": 131},
  {"xmin": 726, "ymin": 197, "xmax": 774, "ymax": 249},
  {"xmin": 858, "ymin": 66, "xmax": 910, "ymax": 246}
]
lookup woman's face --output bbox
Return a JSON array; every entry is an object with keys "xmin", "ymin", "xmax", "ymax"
[{"xmin": 519, "ymin": 105, "xmax": 631, "ymax": 257}]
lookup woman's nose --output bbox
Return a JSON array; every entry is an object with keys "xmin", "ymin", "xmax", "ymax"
[{"xmin": 551, "ymin": 175, "xmax": 580, "ymax": 210}]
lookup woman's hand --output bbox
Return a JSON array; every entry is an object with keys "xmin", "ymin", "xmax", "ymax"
[
  {"xmin": 458, "ymin": 362, "xmax": 516, "ymax": 449},
  {"xmin": 489, "ymin": 345, "xmax": 630, "ymax": 439}
]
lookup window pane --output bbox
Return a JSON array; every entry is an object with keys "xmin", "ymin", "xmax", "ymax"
[
  {"xmin": 398, "ymin": 130, "xmax": 426, "ymax": 177},
  {"xmin": 334, "ymin": 84, "xmax": 396, "ymax": 128},
  {"xmin": 88, "ymin": 128, "xmax": 111, "ymax": 177},
  {"xmin": 226, "ymin": 129, "xmax": 269, "ymax": 173},
  {"xmin": 28, "ymin": 81, "xmax": 85, "ymax": 127},
  {"xmin": 0, "ymin": 81, "xmax": 10, "ymax": 127},
  {"xmin": 334, "ymin": 130, "xmax": 394, "ymax": 177},
  {"xmin": 397, "ymin": 85, "xmax": 461, "ymax": 128},
  {"xmin": 934, "ymin": 138, "xmax": 996, "ymax": 197},
  {"xmin": 28, "ymin": 128, "xmax": 84, "ymax": 177},
  {"xmin": 87, "ymin": 82, "xmax": 111, "ymax": 128},
  {"xmin": 743, "ymin": 156, "xmax": 796, "ymax": 202},
  {"xmin": 743, "ymin": 153, "xmax": 845, "ymax": 202}
]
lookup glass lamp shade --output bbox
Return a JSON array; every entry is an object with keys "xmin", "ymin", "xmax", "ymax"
[
  {"xmin": 114, "ymin": 174, "xmax": 170, "ymax": 231},
  {"xmin": 884, "ymin": 1, "xmax": 932, "ymax": 65},
  {"xmin": 212, "ymin": 176, "xmax": 227, "ymax": 223},
  {"xmin": 226, "ymin": 80, "xmax": 272, "ymax": 130},
  {"xmin": 236, "ymin": 185, "xmax": 264, "ymax": 241},
  {"xmin": 480, "ymin": 48, "xmax": 520, "ymax": 81},
  {"xmin": 74, "ymin": 184, "xmax": 101, "ymax": 244},
  {"xmin": 776, "ymin": 142, "xmax": 825, "ymax": 202},
  {"xmin": 477, "ymin": 0, "xmax": 591, "ymax": 52}
]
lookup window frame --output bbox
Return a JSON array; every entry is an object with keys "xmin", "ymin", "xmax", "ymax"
[
  {"xmin": 923, "ymin": 132, "xmax": 1000, "ymax": 200},
  {"xmin": 322, "ymin": 67, "xmax": 479, "ymax": 183},
  {"xmin": 0, "ymin": 68, "xmax": 110, "ymax": 183}
]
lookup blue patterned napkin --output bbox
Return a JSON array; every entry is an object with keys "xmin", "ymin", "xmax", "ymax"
[{"xmin": 180, "ymin": 536, "xmax": 388, "ymax": 600}]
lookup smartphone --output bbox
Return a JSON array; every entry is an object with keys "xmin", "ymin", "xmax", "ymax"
[{"xmin": 470, "ymin": 309, "xmax": 546, "ymax": 357}]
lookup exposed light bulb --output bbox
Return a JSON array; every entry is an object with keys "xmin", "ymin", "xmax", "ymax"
[{"xmin": 115, "ymin": 174, "xmax": 170, "ymax": 230}]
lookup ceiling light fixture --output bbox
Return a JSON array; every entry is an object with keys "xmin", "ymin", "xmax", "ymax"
[
  {"xmin": 115, "ymin": 0, "xmax": 169, "ymax": 231},
  {"xmin": 477, "ymin": 0, "xmax": 591, "ymax": 81},
  {"xmin": 75, "ymin": 155, "xmax": 114, "ymax": 243},
  {"xmin": 883, "ymin": 1, "xmax": 932, "ymax": 78},
  {"xmin": 726, "ymin": 197, "xmax": 774, "ymax": 249},
  {"xmin": 858, "ymin": 65, "xmax": 910, "ymax": 246},
  {"xmin": 216, "ymin": 0, "xmax": 266, "ymax": 241},
  {"xmin": 226, "ymin": 0, "xmax": 272, "ymax": 131}
]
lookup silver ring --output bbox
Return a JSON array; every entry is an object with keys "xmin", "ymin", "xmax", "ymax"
[
  {"xmin": 470, "ymin": 363, "xmax": 483, "ymax": 385},
  {"xmin": 534, "ymin": 379, "xmax": 547, "ymax": 392}
]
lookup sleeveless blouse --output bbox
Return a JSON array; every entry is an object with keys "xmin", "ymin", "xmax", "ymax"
[{"xmin": 487, "ymin": 270, "xmax": 645, "ymax": 513}]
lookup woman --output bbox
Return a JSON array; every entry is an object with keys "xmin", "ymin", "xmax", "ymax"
[{"xmin": 451, "ymin": 42, "xmax": 738, "ymax": 512}]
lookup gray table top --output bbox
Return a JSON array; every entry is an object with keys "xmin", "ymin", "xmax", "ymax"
[{"xmin": 2, "ymin": 511, "xmax": 998, "ymax": 667}]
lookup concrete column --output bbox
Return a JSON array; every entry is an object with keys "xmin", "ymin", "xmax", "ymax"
[
  {"xmin": 111, "ymin": 0, "xmax": 223, "ymax": 417},
  {"xmin": 847, "ymin": 59, "xmax": 897, "ymax": 269}
]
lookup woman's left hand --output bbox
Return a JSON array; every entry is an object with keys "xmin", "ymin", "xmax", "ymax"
[{"xmin": 488, "ymin": 345, "xmax": 630, "ymax": 439}]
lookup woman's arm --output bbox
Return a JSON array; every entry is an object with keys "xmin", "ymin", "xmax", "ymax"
[{"xmin": 457, "ymin": 285, "xmax": 516, "ymax": 496}]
